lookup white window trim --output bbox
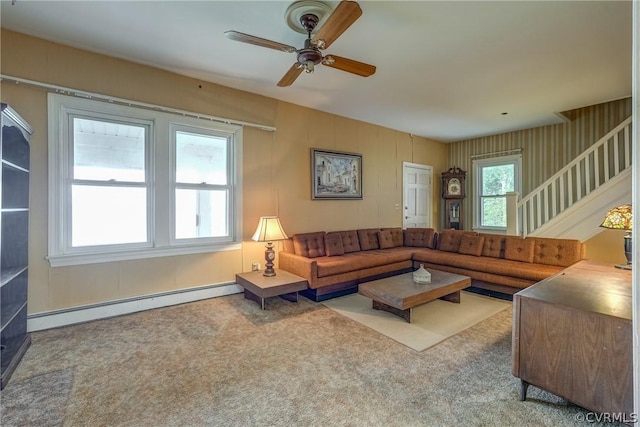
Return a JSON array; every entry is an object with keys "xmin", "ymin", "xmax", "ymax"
[
  {"xmin": 47, "ymin": 94, "xmax": 242, "ymax": 267},
  {"xmin": 169, "ymin": 123, "xmax": 237, "ymax": 246},
  {"xmin": 65, "ymin": 112, "xmax": 155, "ymax": 253},
  {"xmin": 472, "ymin": 154, "xmax": 522, "ymax": 233}
]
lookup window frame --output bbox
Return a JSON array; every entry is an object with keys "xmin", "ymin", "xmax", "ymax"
[
  {"xmin": 67, "ymin": 112, "xmax": 153, "ymax": 252},
  {"xmin": 169, "ymin": 123, "xmax": 235, "ymax": 245},
  {"xmin": 47, "ymin": 94, "xmax": 243, "ymax": 267},
  {"xmin": 472, "ymin": 154, "xmax": 522, "ymax": 232}
]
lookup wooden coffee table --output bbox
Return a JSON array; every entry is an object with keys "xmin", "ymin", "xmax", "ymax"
[{"xmin": 358, "ymin": 269, "xmax": 471, "ymax": 323}]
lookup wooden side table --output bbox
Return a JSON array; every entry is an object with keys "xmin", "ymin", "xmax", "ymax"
[{"xmin": 235, "ymin": 269, "xmax": 308, "ymax": 310}]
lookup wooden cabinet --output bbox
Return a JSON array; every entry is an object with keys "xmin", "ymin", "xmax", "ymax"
[
  {"xmin": 512, "ymin": 261, "xmax": 632, "ymax": 417},
  {"xmin": 1, "ymin": 104, "xmax": 32, "ymax": 389}
]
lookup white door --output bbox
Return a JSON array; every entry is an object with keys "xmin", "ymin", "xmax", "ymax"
[{"xmin": 403, "ymin": 162, "xmax": 432, "ymax": 229}]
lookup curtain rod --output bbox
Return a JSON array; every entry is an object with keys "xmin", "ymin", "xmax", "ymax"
[
  {"xmin": 0, "ymin": 74, "xmax": 276, "ymax": 132},
  {"xmin": 470, "ymin": 148, "xmax": 523, "ymax": 160}
]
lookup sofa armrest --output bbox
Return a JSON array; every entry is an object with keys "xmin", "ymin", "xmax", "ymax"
[{"xmin": 279, "ymin": 251, "xmax": 318, "ymax": 283}]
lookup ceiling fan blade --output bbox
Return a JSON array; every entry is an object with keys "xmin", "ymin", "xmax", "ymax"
[
  {"xmin": 322, "ymin": 55, "xmax": 376, "ymax": 77},
  {"xmin": 277, "ymin": 63, "xmax": 304, "ymax": 87},
  {"xmin": 224, "ymin": 31, "xmax": 297, "ymax": 53},
  {"xmin": 312, "ymin": 1, "xmax": 362, "ymax": 50}
]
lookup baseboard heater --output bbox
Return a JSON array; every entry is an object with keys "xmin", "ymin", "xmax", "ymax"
[{"xmin": 27, "ymin": 282, "xmax": 243, "ymax": 332}]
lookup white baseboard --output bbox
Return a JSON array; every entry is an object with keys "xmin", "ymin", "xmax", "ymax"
[{"xmin": 27, "ymin": 282, "xmax": 243, "ymax": 332}]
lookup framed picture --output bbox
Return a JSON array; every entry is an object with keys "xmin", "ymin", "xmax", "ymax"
[{"xmin": 311, "ymin": 148, "xmax": 363, "ymax": 200}]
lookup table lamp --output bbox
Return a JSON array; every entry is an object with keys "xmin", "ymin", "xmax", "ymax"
[
  {"xmin": 599, "ymin": 204, "xmax": 632, "ymax": 270},
  {"xmin": 251, "ymin": 216, "xmax": 289, "ymax": 276}
]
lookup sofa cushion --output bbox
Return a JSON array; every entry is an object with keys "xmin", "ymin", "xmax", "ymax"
[
  {"xmin": 504, "ymin": 236, "xmax": 535, "ymax": 263},
  {"xmin": 316, "ymin": 248, "xmax": 414, "ymax": 278},
  {"xmin": 530, "ymin": 237, "xmax": 583, "ymax": 267},
  {"xmin": 481, "ymin": 234, "xmax": 505, "ymax": 258},
  {"xmin": 293, "ymin": 232, "xmax": 326, "ymax": 258},
  {"xmin": 381, "ymin": 227, "xmax": 404, "ymax": 247},
  {"xmin": 403, "ymin": 228, "xmax": 436, "ymax": 248},
  {"xmin": 325, "ymin": 232, "xmax": 345, "ymax": 256},
  {"xmin": 337, "ymin": 230, "xmax": 361, "ymax": 253},
  {"xmin": 412, "ymin": 249, "xmax": 562, "ymax": 282},
  {"xmin": 358, "ymin": 229, "xmax": 381, "ymax": 251},
  {"xmin": 458, "ymin": 235, "xmax": 485, "ymax": 257},
  {"xmin": 377, "ymin": 230, "xmax": 396, "ymax": 249},
  {"xmin": 438, "ymin": 229, "xmax": 475, "ymax": 252}
]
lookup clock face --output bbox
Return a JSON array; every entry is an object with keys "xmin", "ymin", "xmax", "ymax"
[
  {"xmin": 266, "ymin": 251, "xmax": 276, "ymax": 261},
  {"xmin": 448, "ymin": 178, "xmax": 461, "ymax": 196}
]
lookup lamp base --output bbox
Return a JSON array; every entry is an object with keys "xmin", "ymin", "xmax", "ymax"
[
  {"xmin": 617, "ymin": 232, "xmax": 633, "ymax": 270},
  {"xmin": 263, "ymin": 241, "xmax": 276, "ymax": 277}
]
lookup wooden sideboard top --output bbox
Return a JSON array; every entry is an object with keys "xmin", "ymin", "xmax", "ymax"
[{"xmin": 515, "ymin": 260, "xmax": 632, "ymax": 320}]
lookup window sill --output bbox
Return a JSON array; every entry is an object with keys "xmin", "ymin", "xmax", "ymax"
[
  {"xmin": 46, "ymin": 242, "xmax": 242, "ymax": 267},
  {"xmin": 472, "ymin": 227, "xmax": 507, "ymax": 235}
]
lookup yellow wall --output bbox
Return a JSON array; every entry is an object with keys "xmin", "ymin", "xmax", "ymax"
[
  {"xmin": 1, "ymin": 30, "xmax": 448, "ymax": 314},
  {"xmin": 585, "ymin": 229, "xmax": 629, "ymax": 265}
]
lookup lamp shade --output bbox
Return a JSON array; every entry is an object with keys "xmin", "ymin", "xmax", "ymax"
[
  {"xmin": 251, "ymin": 216, "xmax": 288, "ymax": 242},
  {"xmin": 600, "ymin": 204, "xmax": 633, "ymax": 231}
]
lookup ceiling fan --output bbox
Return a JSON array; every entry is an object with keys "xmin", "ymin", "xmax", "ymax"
[{"xmin": 224, "ymin": 0, "xmax": 376, "ymax": 87}]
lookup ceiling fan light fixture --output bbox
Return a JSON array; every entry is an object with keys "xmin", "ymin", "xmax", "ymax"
[
  {"xmin": 305, "ymin": 60, "xmax": 315, "ymax": 73},
  {"xmin": 297, "ymin": 39, "xmax": 323, "ymax": 69}
]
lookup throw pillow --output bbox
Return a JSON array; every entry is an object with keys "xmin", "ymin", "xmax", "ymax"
[
  {"xmin": 357, "ymin": 229, "xmax": 380, "ymax": 251},
  {"xmin": 458, "ymin": 235, "xmax": 485, "ymax": 257},
  {"xmin": 292, "ymin": 232, "xmax": 326, "ymax": 258},
  {"xmin": 403, "ymin": 228, "xmax": 436, "ymax": 248},
  {"xmin": 381, "ymin": 227, "xmax": 404, "ymax": 247},
  {"xmin": 481, "ymin": 234, "xmax": 505, "ymax": 258},
  {"xmin": 438, "ymin": 229, "xmax": 469, "ymax": 252},
  {"xmin": 339, "ymin": 230, "xmax": 361, "ymax": 253},
  {"xmin": 377, "ymin": 230, "xmax": 395, "ymax": 249},
  {"xmin": 504, "ymin": 237, "xmax": 535, "ymax": 263},
  {"xmin": 325, "ymin": 232, "xmax": 345, "ymax": 256}
]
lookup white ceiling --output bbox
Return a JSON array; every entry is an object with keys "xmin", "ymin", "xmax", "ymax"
[{"xmin": 0, "ymin": 1, "xmax": 632, "ymax": 142}]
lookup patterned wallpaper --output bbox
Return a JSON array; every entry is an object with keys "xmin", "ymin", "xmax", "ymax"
[{"xmin": 447, "ymin": 97, "xmax": 632, "ymax": 230}]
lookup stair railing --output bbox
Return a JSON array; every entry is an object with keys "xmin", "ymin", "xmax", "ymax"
[{"xmin": 506, "ymin": 116, "xmax": 632, "ymax": 236}]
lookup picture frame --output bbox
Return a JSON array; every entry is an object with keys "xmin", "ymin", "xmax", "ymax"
[{"xmin": 311, "ymin": 148, "xmax": 363, "ymax": 200}]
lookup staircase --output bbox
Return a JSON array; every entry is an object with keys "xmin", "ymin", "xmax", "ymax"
[{"xmin": 506, "ymin": 116, "xmax": 632, "ymax": 241}]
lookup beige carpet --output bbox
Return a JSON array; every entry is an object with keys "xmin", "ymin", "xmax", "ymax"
[
  {"xmin": 3, "ymin": 294, "xmax": 616, "ymax": 426},
  {"xmin": 323, "ymin": 291, "xmax": 511, "ymax": 351}
]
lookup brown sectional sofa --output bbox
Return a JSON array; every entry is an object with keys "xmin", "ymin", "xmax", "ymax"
[{"xmin": 279, "ymin": 227, "xmax": 585, "ymax": 302}]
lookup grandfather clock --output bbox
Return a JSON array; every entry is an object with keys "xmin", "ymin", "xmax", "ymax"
[{"xmin": 441, "ymin": 167, "xmax": 466, "ymax": 230}]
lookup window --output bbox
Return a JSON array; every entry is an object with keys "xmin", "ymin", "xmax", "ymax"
[
  {"xmin": 172, "ymin": 125, "xmax": 231, "ymax": 242},
  {"xmin": 48, "ymin": 94, "xmax": 242, "ymax": 266},
  {"xmin": 473, "ymin": 155, "xmax": 521, "ymax": 231},
  {"xmin": 71, "ymin": 116, "xmax": 150, "ymax": 248}
]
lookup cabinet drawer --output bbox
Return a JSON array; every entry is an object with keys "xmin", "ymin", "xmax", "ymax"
[{"xmin": 1, "ymin": 269, "xmax": 27, "ymax": 330}]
